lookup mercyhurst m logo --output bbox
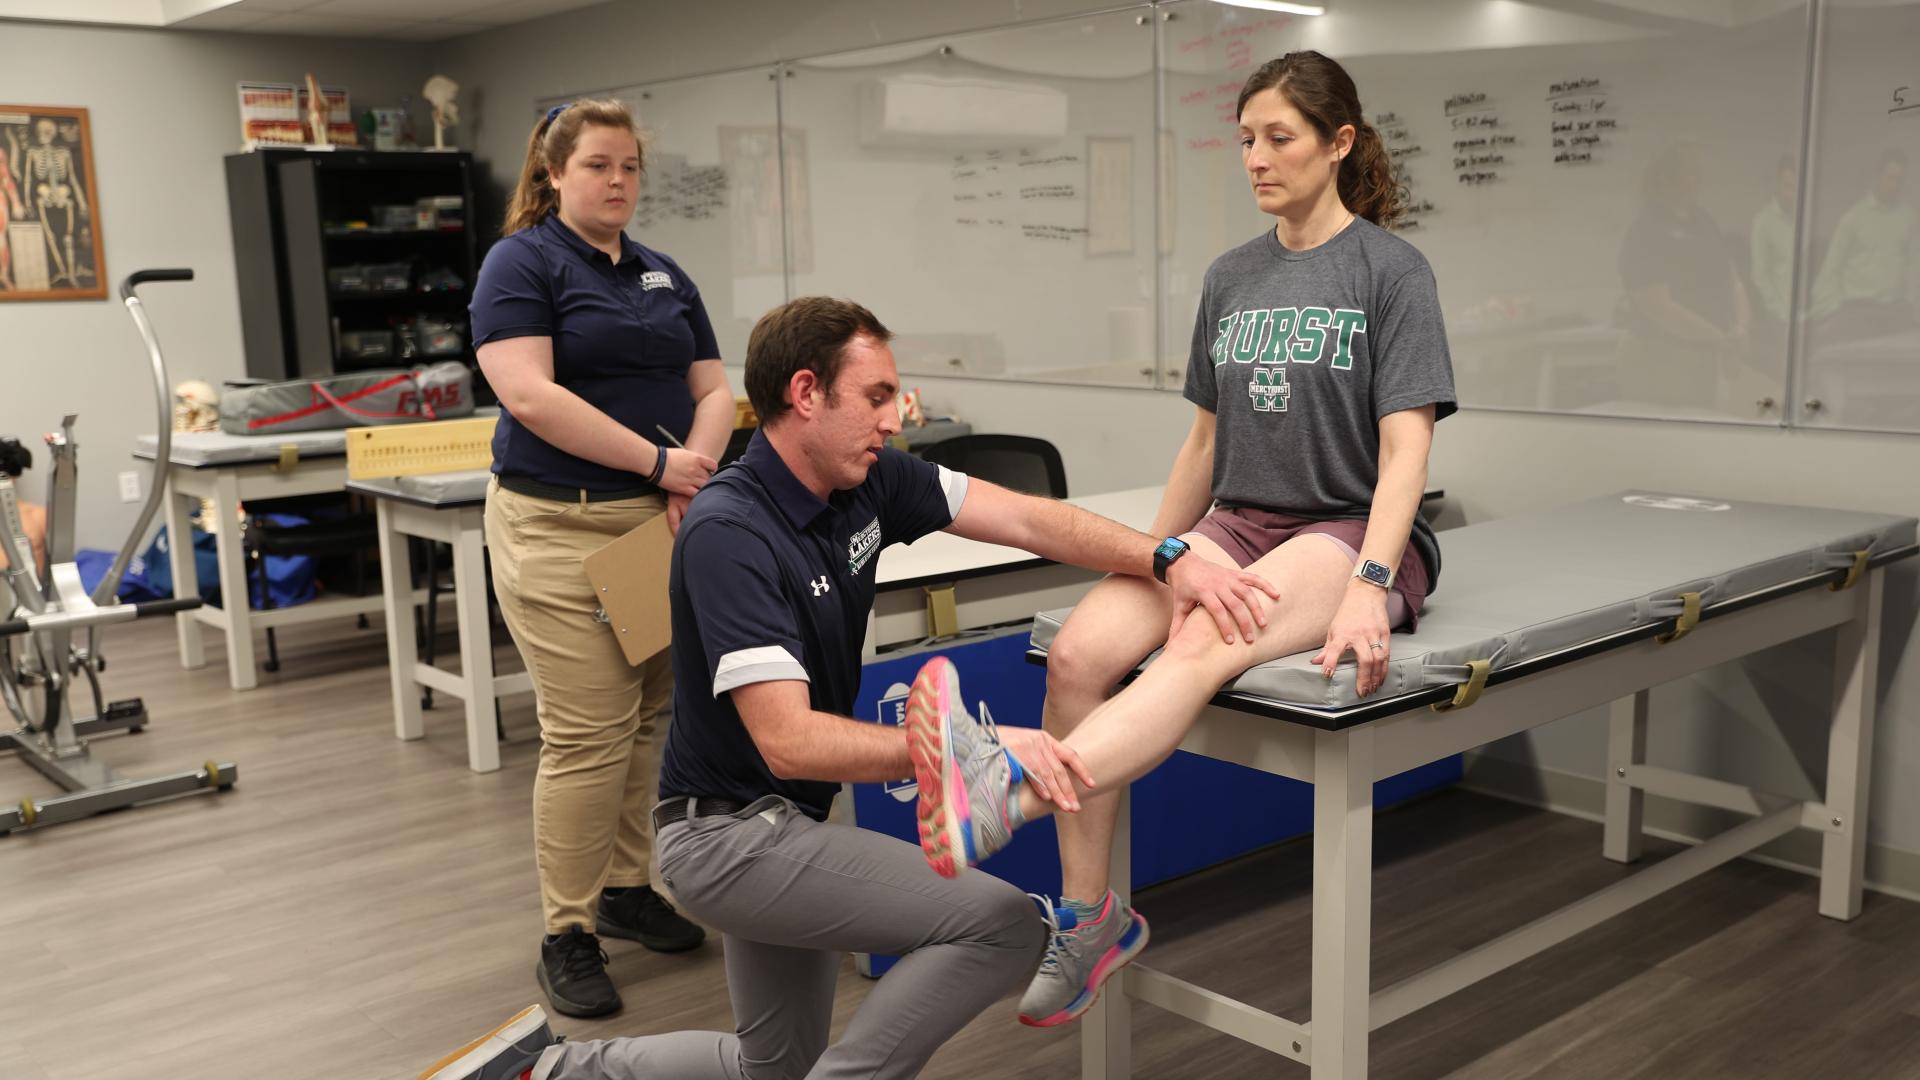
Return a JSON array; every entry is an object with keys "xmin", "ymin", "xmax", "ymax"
[
  {"xmin": 1248, "ymin": 367, "xmax": 1290, "ymax": 412},
  {"xmin": 1211, "ymin": 307, "xmax": 1367, "ymax": 370}
]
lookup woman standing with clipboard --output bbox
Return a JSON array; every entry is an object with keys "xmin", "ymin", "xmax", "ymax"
[{"xmin": 472, "ymin": 97, "xmax": 734, "ymax": 1019}]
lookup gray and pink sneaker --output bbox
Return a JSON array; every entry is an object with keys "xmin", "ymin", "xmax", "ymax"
[
  {"xmin": 1018, "ymin": 893, "xmax": 1151, "ymax": 1027},
  {"xmin": 905, "ymin": 655, "xmax": 1022, "ymax": 878}
]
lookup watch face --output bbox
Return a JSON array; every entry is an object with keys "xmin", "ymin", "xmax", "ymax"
[
  {"xmin": 1157, "ymin": 537, "xmax": 1188, "ymax": 560},
  {"xmin": 1361, "ymin": 560, "xmax": 1392, "ymax": 586}
]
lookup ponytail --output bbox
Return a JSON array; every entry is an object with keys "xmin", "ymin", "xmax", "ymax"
[{"xmin": 1341, "ymin": 119, "xmax": 1404, "ymax": 229}]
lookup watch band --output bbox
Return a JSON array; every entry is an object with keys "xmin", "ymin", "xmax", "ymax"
[{"xmin": 1153, "ymin": 537, "xmax": 1189, "ymax": 584}]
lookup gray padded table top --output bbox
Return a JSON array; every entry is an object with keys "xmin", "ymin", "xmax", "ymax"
[
  {"xmin": 1032, "ymin": 491, "xmax": 1916, "ymax": 720},
  {"xmin": 134, "ymin": 427, "xmax": 350, "ymax": 465},
  {"xmin": 346, "ymin": 470, "xmax": 492, "ymax": 508}
]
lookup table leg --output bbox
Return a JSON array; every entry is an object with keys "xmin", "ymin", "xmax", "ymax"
[
  {"xmin": 162, "ymin": 471, "xmax": 204, "ymax": 669},
  {"xmin": 1603, "ymin": 690, "xmax": 1650, "ymax": 863},
  {"xmin": 378, "ymin": 501, "xmax": 424, "ymax": 742},
  {"xmin": 452, "ymin": 519, "xmax": 500, "ymax": 773},
  {"xmin": 210, "ymin": 471, "xmax": 257, "ymax": 690},
  {"xmin": 1082, "ymin": 785, "xmax": 1133, "ymax": 1080},
  {"xmin": 1820, "ymin": 572, "xmax": 1883, "ymax": 921},
  {"xmin": 1311, "ymin": 725, "xmax": 1374, "ymax": 1080}
]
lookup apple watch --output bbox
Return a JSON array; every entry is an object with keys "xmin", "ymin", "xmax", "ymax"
[
  {"xmin": 1353, "ymin": 559, "xmax": 1394, "ymax": 590},
  {"xmin": 1152, "ymin": 536, "xmax": 1190, "ymax": 584}
]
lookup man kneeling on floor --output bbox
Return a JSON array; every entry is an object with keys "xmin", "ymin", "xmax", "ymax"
[{"xmin": 416, "ymin": 297, "xmax": 1276, "ymax": 1080}]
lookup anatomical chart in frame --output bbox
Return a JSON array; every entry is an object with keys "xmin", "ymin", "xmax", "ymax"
[{"xmin": 1, "ymin": 105, "xmax": 106, "ymax": 301}]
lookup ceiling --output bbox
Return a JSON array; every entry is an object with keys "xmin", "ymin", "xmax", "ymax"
[
  {"xmin": 1, "ymin": 0, "xmax": 1816, "ymax": 45},
  {"xmin": 0, "ymin": 0, "xmax": 614, "ymax": 41}
]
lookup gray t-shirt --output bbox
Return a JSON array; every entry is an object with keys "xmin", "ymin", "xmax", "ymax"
[{"xmin": 1183, "ymin": 218, "xmax": 1456, "ymax": 586}]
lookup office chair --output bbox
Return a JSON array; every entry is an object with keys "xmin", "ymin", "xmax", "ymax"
[{"xmin": 919, "ymin": 434, "xmax": 1068, "ymax": 499}]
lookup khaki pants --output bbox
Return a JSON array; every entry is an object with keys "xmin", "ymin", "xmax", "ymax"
[{"xmin": 485, "ymin": 478, "xmax": 673, "ymax": 933}]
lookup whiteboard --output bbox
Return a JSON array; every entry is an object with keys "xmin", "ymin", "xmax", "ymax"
[
  {"xmin": 527, "ymin": 0, "xmax": 1917, "ymax": 435},
  {"xmin": 1160, "ymin": 0, "xmax": 1810, "ymax": 425},
  {"xmin": 1797, "ymin": 0, "xmax": 1920, "ymax": 434},
  {"xmin": 540, "ymin": 65, "xmax": 784, "ymax": 367},
  {"xmin": 781, "ymin": 8, "xmax": 1161, "ymax": 388}
]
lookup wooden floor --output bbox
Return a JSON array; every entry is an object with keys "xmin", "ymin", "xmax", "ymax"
[{"xmin": 4, "ymin": 612, "xmax": 1919, "ymax": 1080}]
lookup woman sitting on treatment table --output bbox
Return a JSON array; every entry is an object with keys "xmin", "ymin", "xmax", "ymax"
[{"xmin": 904, "ymin": 50, "xmax": 1458, "ymax": 1028}]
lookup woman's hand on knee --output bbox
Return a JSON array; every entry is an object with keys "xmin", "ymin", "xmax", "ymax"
[{"xmin": 1166, "ymin": 558, "xmax": 1280, "ymax": 645}]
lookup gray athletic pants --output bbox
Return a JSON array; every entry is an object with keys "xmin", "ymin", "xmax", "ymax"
[{"xmin": 533, "ymin": 795, "xmax": 1046, "ymax": 1080}]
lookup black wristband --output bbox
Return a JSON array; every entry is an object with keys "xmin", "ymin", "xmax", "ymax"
[
  {"xmin": 1152, "ymin": 536, "xmax": 1189, "ymax": 584},
  {"xmin": 648, "ymin": 445, "xmax": 669, "ymax": 486}
]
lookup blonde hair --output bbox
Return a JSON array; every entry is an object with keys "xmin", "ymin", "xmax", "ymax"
[{"xmin": 502, "ymin": 98, "xmax": 645, "ymax": 236}]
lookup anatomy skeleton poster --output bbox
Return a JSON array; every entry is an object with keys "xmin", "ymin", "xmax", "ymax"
[{"xmin": 1, "ymin": 105, "xmax": 105, "ymax": 301}]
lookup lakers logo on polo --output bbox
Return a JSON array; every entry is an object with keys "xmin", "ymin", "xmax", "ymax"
[
  {"xmin": 848, "ymin": 518, "xmax": 881, "ymax": 574},
  {"xmin": 640, "ymin": 271, "xmax": 673, "ymax": 290}
]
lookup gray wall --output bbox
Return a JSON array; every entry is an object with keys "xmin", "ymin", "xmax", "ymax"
[{"xmin": 0, "ymin": 21, "xmax": 429, "ymax": 551}]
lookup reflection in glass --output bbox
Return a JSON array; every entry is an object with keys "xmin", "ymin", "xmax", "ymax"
[
  {"xmin": 1803, "ymin": 146, "xmax": 1919, "ymax": 429},
  {"xmin": 1615, "ymin": 140, "xmax": 1752, "ymax": 412},
  {"xmin": 1810, "ymin": 149, "xmax": 1914, "ymax": 337}
]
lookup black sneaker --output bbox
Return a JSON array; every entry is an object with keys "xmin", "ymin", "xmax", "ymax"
[
  {"xmin": 537, "ymin": 925, "xmax": 621, "ymax": 1018},
  {"xmin": 596, "ymin": 885, "xmax": 707, "ymax": 953}
]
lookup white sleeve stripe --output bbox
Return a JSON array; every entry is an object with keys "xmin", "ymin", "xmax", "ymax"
[
  {"xmin": 713, "ymin": 646, "xmax": 808, "ymax": 697},
  {"xmin": 937, "ymin": 465, "xmax": 969, "ymax": 520},
  {"xmin": 713, "ymin": 662, "xmax": 810, "ymax": 696}
]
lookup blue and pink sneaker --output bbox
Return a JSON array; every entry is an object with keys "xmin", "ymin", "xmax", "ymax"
[
  {"xmin": 1018, "ymin": 893, "xmax": 1151, "ymax": 1027},
  {"xmin": 905, "ymin": 655, "xmax": 1023, "ymax": 878}
]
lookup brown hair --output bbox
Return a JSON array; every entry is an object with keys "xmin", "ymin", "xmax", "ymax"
[
  {"xmin": 1236, "ymin": 51, "xmax": 1403, "ymax": 229},
  {"xmin": 745, "ymin": 297, "xmax": 893, "ymax": 424},
  {"xmin": 502, "ymin": 98, "xmax": 645, "ymax": 236}
]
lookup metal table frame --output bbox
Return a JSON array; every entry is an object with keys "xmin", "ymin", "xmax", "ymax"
[
  {"xmin": 153, "ymin": 450, "xmax": 388, "ymax": 691},
  {"xmin": 352, "ymin": 479, "xmax": 531, "ymax": 774},
  {"xmin": 1048, "ymin": 549, "xmax": 1910, "ymax": 1080}
]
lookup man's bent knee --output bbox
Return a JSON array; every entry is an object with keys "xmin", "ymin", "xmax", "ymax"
[{"xmin": 981, "ymin": 885, "xmax": 1047, "ymax": 968}]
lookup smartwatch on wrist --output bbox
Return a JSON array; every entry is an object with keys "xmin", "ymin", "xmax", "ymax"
[
  {"xmin": 1152, "ymin": 536, "xmax": 1190, "ymax": 584},
  {"xmin": 1353, "ymin": 559, "xmax": 1394, "ymax": 590}
]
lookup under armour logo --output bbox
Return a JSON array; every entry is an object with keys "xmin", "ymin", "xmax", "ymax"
[{"xmin": 810, "ymin": 576, "xmax": 831, "ymax": 597}]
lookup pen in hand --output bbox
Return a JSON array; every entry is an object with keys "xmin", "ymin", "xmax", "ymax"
[{"xmin": 655, "ymin": 425, "xmax": 718, "ymax": 495}]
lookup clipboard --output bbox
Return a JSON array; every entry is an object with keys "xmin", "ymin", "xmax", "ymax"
[{"xmin": 583, "ymin": 513, "xmax": 675, "ymax": 666}]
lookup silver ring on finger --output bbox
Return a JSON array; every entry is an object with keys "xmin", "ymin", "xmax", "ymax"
[{"xmin": 1369, "ymin": 641, "xmax": 1385, "ymax": 651}]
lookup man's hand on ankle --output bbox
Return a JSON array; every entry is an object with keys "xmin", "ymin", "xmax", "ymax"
[{"xmin": 997, "ymin": 726, "xmax": 1094, "ymax": 814}]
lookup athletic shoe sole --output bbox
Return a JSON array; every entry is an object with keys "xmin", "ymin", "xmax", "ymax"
[
  {"xmin": 414, "ymin": 1003, "xmax": 549, "ymax": 1080},
  {"xmin": 906, "ymin": 656, "xmax": 970, "ymax": 879}
]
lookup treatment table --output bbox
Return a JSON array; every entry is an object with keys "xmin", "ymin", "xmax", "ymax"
[{"xmin": 1028, "ymin": 491, "xmax": 1917, "ymax": 1079}]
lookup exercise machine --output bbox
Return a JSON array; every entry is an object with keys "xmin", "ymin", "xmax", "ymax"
[{"xmin": 1, "ymin": 269, "xmax": 237, "ymax": 834}]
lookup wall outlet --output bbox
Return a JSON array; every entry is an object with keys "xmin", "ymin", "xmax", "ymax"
[{"xmin": 118, "ymin": 471, "xmax": 142, "ymax": 503}]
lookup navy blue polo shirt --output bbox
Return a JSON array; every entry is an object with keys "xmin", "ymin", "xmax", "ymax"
[
  {"xmin": 657, "ymin": 431, "xmax": 970, "ymax": 821},
  {"xmin": 469, "ymin": 213, "xmax": 720, "ymax": 492}
]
